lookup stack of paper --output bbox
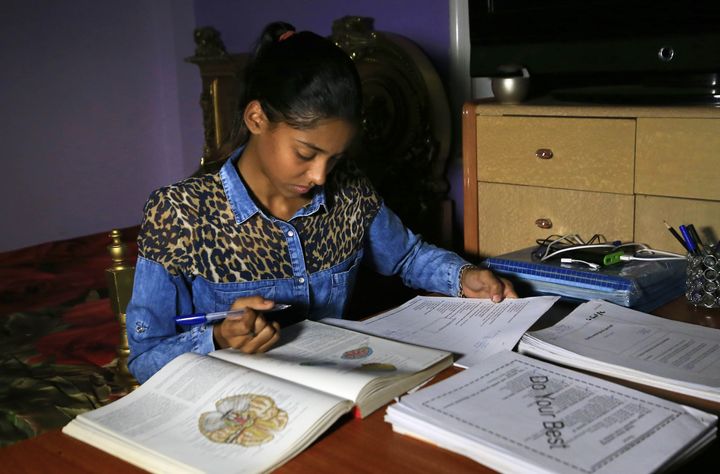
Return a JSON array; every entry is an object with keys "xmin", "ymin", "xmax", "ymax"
[
  {"xmin": 518, "ymin": 299, "xmax": 720, "ymax": 405},
  {"xmin": 386, "ymin": 351, "xmax": 717, "ymax": 474}
]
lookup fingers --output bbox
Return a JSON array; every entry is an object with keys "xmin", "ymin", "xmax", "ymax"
[
  {"xmin": 484, "ymin": 277, "xmax": 505, "ymax": 303},
  {"xmin": 236, "ymin": 317, "xmax": 280, "ymax": 353},
  {"xmin": 485, "ymin": 276, "xmax": 518, "ymax": 301},
  {"xmin": 220, "ymin": 310, "xmax": 281, "ymax": 352},
  {"xmin": 212, "ymin": 296, "xmax": 281, "ymax": 351},
  {"xmin": 224, "ymin": 309, "xmax": 261, "ymax": 340},
  {"xmin": 462, "ymin": 268, "xmax": 517, "ymax": 302},
  {"xmin": 501, "ymin": 277, "xmax": 518, "ymax": 299},
  {"xmin": 229, "ymin": 295, "xmax": 276, "ymax": 312},
  {"xmin": 255, "ymin": 321, "xmax": 281, "ymax": 353}
]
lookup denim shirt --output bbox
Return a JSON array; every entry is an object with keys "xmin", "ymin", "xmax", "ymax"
[{"xmin": 126, "ymin": 149, "xmax": 471, "ymax": 383}]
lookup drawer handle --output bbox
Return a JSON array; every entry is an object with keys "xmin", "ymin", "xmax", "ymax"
[
  {"xmin": 535, "ymin": 148, "xmax": 554, "ymax": 160},
  {"xmin": 535, "ymin": 218, "xmax": 553, "ymax": 229}
]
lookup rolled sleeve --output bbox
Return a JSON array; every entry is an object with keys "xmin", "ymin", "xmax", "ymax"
[
  {"xmin": 126, "ymin": 257, "xmax": 215, "ymax": 383},
  {"xmin": 363, "ymin": 203, "xmax": 470, "ymax": 296}
]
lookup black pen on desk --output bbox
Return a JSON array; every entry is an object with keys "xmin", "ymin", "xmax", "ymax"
[
  {"xmin": 175, "ymin": 304, "xmax": 291, "ymax": 325},
  {"xmin": 663, "ymin": 221, "xmax": 691, "ymax": 253}
]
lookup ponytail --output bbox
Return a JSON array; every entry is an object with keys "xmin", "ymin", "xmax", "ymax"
[{"xmin": 217, "ymin": 21, "xmax": 361, "ymax": 159}]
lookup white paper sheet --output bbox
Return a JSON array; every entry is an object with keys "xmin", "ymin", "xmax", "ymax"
[{"xmin": 323, "ymin": 296, "xmax": 559, "ymax": 367}]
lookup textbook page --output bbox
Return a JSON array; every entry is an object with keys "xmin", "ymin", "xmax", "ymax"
[
  {"xmin": 385, "ymin": 351, "xmax": 717, "ymax": 474},
  {"xmin": 518, "ymin": 299, "xmax": 720, "ymax": 402},
  {"xmin": 322, "ymin": 295, "xmax": 559, "ymax": 367},
  {"xmin": 63, "ymin": 352, "xmax": 352, "ymax": 474},
  {"xmin": 210, "ymin": 320, "xmax": 452, "ymax": 414}
]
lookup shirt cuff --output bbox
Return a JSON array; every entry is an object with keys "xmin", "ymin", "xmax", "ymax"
[{"xmin": 192, "ymin": 323, "xmax": 217, "ymax": 354}]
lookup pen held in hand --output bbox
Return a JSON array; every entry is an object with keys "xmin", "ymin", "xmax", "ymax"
[{"xmin": 175, "ymin": 304, "xmax": 292, "ymax": 325}]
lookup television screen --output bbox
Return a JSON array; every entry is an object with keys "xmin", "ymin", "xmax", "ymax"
[{"xmin": 469, "ymin": 0, "xmax": 720, "ymax": 103}]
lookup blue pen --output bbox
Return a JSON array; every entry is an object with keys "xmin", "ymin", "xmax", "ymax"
[
  {"xmin": 687, "ymin": 224, "xmax": 706, "ymax": 254},
  {"xmin": 175, "ymin": 304, "xmax": 291, "ymax": 325},
  {"xmin": 678, "ymin": 225, "xmax": 697, "ymax": 255}
]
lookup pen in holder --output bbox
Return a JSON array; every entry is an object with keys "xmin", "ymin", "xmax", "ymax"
[{"xmin": 685, "ymin": 250, "xmax": 720, "ymax": 308}]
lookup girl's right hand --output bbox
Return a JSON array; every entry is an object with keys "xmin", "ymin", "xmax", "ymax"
[{"xmin": 212, "ymin": 296, "xmax": 281, "ymax": 352}]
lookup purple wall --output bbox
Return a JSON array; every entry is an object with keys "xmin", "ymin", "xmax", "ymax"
[
  {"xmin": 1, "ymin": 0, "xmax": 456, "ymax": 253},
  {"xmin": 1, "ymin": 0, "xmax": 202, "ymax": 252}
]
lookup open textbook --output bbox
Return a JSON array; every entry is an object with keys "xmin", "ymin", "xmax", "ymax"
[
  {"xmin": 323, "ymin": 295, "xmax": 559, "ymax": 367},
  {"xmin": 62, "ymin": 320, "xmax": 452, "ymax": 474},
  {"xmin": 386, "ymin": 351, "xmax": 717, "ymax": 474},
  {"xmin": 518, "ymin": 299, "xmax": 720, "ymax": 408}
]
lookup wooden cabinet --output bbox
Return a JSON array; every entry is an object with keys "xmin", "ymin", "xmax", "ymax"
[
  {"xmin": 475, "ymin": 116, "xmax": 635, "ymax": 194},
  {"xmin": 462, "ymin": 102, "xmax": 720, "ymax": 258}
]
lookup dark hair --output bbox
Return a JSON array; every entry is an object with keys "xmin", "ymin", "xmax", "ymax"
[{"xmin": 220, "ymin": 22, "xmax": 362, "ymax": 157}]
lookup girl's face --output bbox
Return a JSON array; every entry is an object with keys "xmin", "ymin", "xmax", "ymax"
[{"xmin": 243, "ymin": 102, "xmax": 356, "ymax": 201}]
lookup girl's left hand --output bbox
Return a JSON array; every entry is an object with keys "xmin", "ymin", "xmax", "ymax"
[{"xmin": 461, "ymin": 268, "xmax": 518, "ymax": 302}]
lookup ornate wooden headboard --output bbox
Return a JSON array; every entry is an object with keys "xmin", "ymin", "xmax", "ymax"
[
  {"xmin": 185, "ymin": 27, "xmax": 250, "ymax": 173},
  {"xmin": 185, "ymin": 16, "xmax": 452, "ymax": 247}
]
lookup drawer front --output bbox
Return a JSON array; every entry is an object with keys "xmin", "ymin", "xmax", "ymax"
[
  {"xmin": 635, "ymin": 195, "xmax": 720, "ymax": 253},
  {"xmin": 476, "ymin": 116, "xmax": 635, "ymax": 194},
  {"xmin": 477, "ymin": 183, "xmax": 634, "ymax": 257},
  {"xmin": 636, "ymin": 118, "xmax": 720, "ymax": 200}
]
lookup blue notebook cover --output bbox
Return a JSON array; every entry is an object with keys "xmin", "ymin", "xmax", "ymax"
[{"xmin": 483, "ymin": 247, "xmax": 686, "ymax": 311}]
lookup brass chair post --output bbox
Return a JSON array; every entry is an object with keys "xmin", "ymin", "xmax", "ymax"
[{"xmin": 106, "ymin": 229, "xmax": 139, "ymax": 392}]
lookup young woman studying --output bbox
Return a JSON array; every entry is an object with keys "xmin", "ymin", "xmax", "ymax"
[{"xmin": 126, "ymin": 22, "xmax": 516, "ymax": 383}]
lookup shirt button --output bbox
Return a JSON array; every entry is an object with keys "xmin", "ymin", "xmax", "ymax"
[
  {"xmin": 287, "ymin": 230, "xmax": 294, "ymax": 237},
  {"xmin": 298, "ymin": 277, "xmax": 305, "ymax": 284}
]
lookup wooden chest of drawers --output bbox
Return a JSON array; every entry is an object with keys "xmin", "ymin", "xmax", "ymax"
[{"xmin": 462, "ymin": 101, "xmax": 720, "ymax": 258}]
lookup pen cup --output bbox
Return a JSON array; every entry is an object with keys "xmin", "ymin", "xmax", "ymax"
[{"xmin": 685, "ymin": 252, "xmax": 720, "ymax": 308}]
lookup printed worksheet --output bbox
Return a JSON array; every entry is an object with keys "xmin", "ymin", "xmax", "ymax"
[
  {"xmin": 323, "ymin": 295, "xmax": 559, "ymax": 367},
  {"xmin": 519, "ymin": 299, "xmax": 720, "ymax": 402},
  {"xmin": 386, "ymin": 351, "xmax": 717, "ymax": 474}
]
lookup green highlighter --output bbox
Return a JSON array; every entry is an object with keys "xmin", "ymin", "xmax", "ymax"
[{"xmin": 564, "ymin": 248, "xmax": 624, "ymax": 266}]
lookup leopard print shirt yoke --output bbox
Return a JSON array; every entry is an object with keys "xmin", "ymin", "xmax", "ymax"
[{"xmin": 138, "ymin": 162, "xmax": 381, "ymax": 283}]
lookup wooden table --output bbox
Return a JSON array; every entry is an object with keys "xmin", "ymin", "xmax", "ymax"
[{"xmin": 2, "ymin": 298, "xmax": 718, "ymax": 473}]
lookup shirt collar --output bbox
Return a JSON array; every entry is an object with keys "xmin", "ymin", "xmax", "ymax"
[{"xmin": 219, "ymin": 147, "xmax": 327, "ymax": 225}]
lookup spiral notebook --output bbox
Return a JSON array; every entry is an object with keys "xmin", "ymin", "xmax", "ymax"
[{"xmin": 483, "ymin": 247, "xmax": 686, "ymax": 312}]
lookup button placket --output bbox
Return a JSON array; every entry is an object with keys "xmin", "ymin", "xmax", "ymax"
[{"xmin": 280, "ymin": 223, "xmax": 308, "ymax": 289}]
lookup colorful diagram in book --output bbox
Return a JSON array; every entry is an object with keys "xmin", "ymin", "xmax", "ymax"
[
  {"xmin": 342, "ymin": 345, "xmax": 373, "ymax": 359},
  {"xmin": 199, "ymin": 394, "xmax": 288, "ymax": 446},
  {"xmin": 340, "ymin": 345, "xmax": 398, "ymax": 371},
  {"xmin": 297, "ymin": 344, "xmax": 397, "ymax": 372}
]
